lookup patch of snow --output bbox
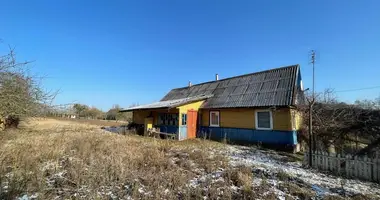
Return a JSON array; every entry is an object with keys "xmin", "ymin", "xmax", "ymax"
[
  {"xmin": 164, "ymin": 189, "xmax": 170, "ymax": 194},
  {"xmin": 224, "ymin": 145, "xmax": 380, "ymax": 197},
  {"xmin": 138, "ymin": 187, "xmax": 145, "ymax": 194},
  {"xmin": 188, "ymin": 169, "xmax": 224, "ymax": 188},
  {"xmin": 17, "ymin": 193, "xmax": 38, "ymax": 200},
  {"xmin": 18, "ymin": 195, "xmax": 29, "ymax": 200},
  {"xmin": 106, "ymin": 191, "xmax": 117, "ymax": 199}
]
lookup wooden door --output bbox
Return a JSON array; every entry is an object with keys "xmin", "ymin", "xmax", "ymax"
[{"xmin": 187, "ymin": 109, "xmax": 198, "ymax": 139}]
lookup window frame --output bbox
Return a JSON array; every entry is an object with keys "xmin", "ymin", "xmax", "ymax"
[
  {"xmin": 255, "ymin": 110, "xmax": 273, "ymax": 130},
  {"xmin": 209, "ymin": 111, "xmax": 220, "ymax": 127},
  {"xmin": 181, "ymin": 113, "xmax": 187, "ymax": 126}
]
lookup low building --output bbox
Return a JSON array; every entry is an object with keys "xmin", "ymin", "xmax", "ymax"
[{"xmin": 121, "ymin": 65, "xmax": 304, "ymax": 150}]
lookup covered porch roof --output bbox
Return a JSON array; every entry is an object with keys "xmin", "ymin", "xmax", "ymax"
[{"xmin": 120, "ymin": 94, "xmax": 213, "ymax": 112}]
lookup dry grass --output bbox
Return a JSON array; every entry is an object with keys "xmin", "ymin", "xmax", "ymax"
[
  {"xmin": 279, "ymin": 182, "xmax": 316, "ymax": 200},
  {"xmin": 0, "ymin": 119, "xmax": 228, "ymax": 199},
  {"xmin": 1, "ymin": 119, "xmax": 375, "ymax": 200},
  {"xmin": 223, "ymin": 165, "xmax": 252, "ymax": 190},
  {"xmin": 50, "ymin": 117, "xmax": 127, "ymax": 127}
]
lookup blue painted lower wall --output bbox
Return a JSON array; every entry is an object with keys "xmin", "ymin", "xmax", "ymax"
[
  {"xmin": 198, "ymin": 126, "xmax": 297, "ymax": 145},
  {"xmin": 159, "ymin": 125, "xmax": 178, "ymax": 134},
  {"xmin": 179, "ymin": 125, "xmax": 187, "ymax": 140}
]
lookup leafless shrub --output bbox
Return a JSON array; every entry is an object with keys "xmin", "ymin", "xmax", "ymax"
[
  {"xmin": 279, "ymin": 182, "xmax": 316, "ymax": 200},
  {"xmin": 300, "ymin": 88, "xmax": 380, "ymax": 154},
  {"xmin": 223, "ymin": 165, "xmax": 252, "ymax": 190},
  {"xmin": 0, "ymin": 45, "xmax": 56, "ymax": 129}
]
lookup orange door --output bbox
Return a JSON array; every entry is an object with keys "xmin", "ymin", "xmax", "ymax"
[{"xmin": 187, "ymin": 109, "xmax": 198, "ymax": 139}]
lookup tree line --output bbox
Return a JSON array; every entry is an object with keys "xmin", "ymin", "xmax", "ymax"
[{"xmin": 71, "ymin": 104, "xmax": 132, "ymax": 121}]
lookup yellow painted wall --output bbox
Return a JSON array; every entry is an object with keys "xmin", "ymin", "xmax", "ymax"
[
  {"xmin": 133, "ymin": 110, "xmax": 151, "ymax": 124},
  {"xmin": 273, "ymin": 108, "xmax": 292, "ymax": 131},
  {"xmin": 177, "ymin": 100, "xmax": 205, "ymax": 125},
  {"xmin": 131, "ymin": 103, "xmax": 299, "ymax": 131},
  {"xmin": 201, "ymin": 108, "xmax": 293, "ymax": 131}
]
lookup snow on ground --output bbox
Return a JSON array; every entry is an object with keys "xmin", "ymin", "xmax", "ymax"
[{"xmin": 224, "ymin": 145, "xmax": 380, "ymax": 198}]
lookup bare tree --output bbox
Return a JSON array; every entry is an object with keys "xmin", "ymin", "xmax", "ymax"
[
  {"xmin": 300, "ymin": 89, "xmax": 380, "ymax": 155},
  {"xmin": 0, "ymin": 45, "xmax": 56, "ymax": 129}
]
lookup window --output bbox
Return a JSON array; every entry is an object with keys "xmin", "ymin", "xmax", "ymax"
[
  {"xmin": 181, "ymin": 113, "xmax": 187, "ymax": 125},
  {"xmin": 159, "ymin": 113, "xmax": 178, "ymax": 126},
  {"xmin": 255, "ymin": 110, "xmax": 273, "ymax": 130},
  {"xmin": 210, "ymin": 111, "xmax": 220, "ymax": 127}
]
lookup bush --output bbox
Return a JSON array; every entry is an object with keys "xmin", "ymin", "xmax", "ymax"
[{"xmin": 4, "ymin": 115, "xmax": 20, "ymax": 129}]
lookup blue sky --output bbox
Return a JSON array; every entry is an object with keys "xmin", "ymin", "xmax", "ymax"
[{"xmin": 1, "ymin": 0, "xmax": 380, "ymax": 110}]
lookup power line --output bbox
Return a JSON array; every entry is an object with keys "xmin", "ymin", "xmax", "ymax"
[{"xmin": 335, "ymin": 86, "xmax": 380, "ymax": 93}]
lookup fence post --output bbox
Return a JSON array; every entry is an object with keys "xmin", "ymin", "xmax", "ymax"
[
  {"xmin": 314, "ymin": 150, "xmax": 317, "ymax": 168},
  {"xmin": 375, "ymin": 152, "xmax": 380, "ymax": 182},
  {"xmin": 315, "ymin": 151, "xmax": 319, "ymax": 169},
  {"xmin": 364, "ymin": 155, "xmax": 370, "ymax": 180},
  {"xmin": 320, "ymin": 151, "xmax": 324, "ymax": 170},
  {"xmin": 337, "ymin": 153, "xmax": 341, "ymax": 175},
  {"xmin": 360, "ymin": 156, "xmax": 364, "ymax": 179},
  {"xmin": 355, "ymin": 155, "xmax": 360, "ymax": 178},
  {"xmin": 320, "ymin": 151, "xmax": 324, "ymax": 169},
  {"xmin": 328, "ymin": 152, "xmax": 331, "ymax": 171},
  {"xmin": 345, "ymin": 154, "xmax": 351, "ymax": 178},
  {"xmin": 304, "ymin": 151, "xmax": 309, "ymax": 166},
  {"xmin": 322, "ymin": 151, "xmax": 326, "ymax": 170},
  {"xmin": 329, "ymin": 152, "xmax": 334, "ymax": 172},
  {"xmin": 329, "ymin": 152, "xmax": 334, "ymax": 171}
]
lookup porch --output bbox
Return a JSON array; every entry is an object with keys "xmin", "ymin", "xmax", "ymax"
[
  {"xmin": 143, "ymin": 108, "xmax": 198, "ymax": 140},
  {"xmin": 120, "ymin": 95, "xmax": 211, "ymax": 140}
]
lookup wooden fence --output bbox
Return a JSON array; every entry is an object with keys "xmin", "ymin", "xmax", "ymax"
[{"xmin": 304, "ymin": 151, "xmax": 380, "ymax": 182}]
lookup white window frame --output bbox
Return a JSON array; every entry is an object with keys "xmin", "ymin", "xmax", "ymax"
[
  {"xmin": 209, "ymin": 111, "xmax": 220, "ymax": 127},
  {"xmin": 255, "ymin": 110, "xmax": 273, "ymax": 130}
]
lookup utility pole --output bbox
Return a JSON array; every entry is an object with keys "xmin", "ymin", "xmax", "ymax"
[{"xmin": 309, "ymin": 50, "xmax": 316, "ymax": 166}]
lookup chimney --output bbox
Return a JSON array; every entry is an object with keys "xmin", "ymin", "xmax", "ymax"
[
  {"xmin": 215, "ymin": 74, "xmax": 219, "ymax": 81},
  {"xmin": 188, "ymin": 81, "xmax": 192, "ymax": 87}
]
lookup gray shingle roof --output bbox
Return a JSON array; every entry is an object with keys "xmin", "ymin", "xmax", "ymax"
[{"xmin": 161, "ymin": 65, "xmax": 303, "ymax": 108}]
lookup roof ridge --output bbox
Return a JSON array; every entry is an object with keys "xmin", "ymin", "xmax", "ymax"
[{"xmin": 171, "ymin": 64, "xmax": 299, "ymax": 90}]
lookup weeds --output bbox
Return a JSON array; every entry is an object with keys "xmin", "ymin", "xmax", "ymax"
[
  {"xmin": 1, "ymin": 119, "xmax": 378, "ymax": 200},
  {"xmin": 0, "ymin": 123, "xmax": 228, "ymax": 199},
  {"xmin": 277, "ymin": 169, "xmax": 291, "ymax": 181},
  {"xmin": 279, "ymin": 182, "xmax": 315, "ymax": 200}
]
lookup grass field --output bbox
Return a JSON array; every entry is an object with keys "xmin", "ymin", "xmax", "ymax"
[
  {"xmin": 0, "ymin": 119, "xmax": 379, "ymax": 199},
  {"xmin": 50, "ymin": 117, "xmax": 128, "ymax": 127},
  {"xmin": 0, "ymin": 119, "xmax": 233, "ymax": 199}
]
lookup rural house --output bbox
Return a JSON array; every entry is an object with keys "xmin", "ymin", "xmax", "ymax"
[{"xmin": 121, "ymin": 65, "xmax": 304, "ymax": 150}]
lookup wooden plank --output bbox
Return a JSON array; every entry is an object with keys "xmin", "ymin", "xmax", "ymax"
[
  {"xmin": 354, "ymin": 155, "xmax": 358, "ymax": 178},
  {"xmin": 345, "ymin": 154, "xmax": 351, "ymax": 178},
  {"xmin": 337, "ymin": 154, "xmax": 341, "ymax": 175},
  {"xmin": 372, "ymin": 151, "xmax": 380, "ymax": 182}
]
